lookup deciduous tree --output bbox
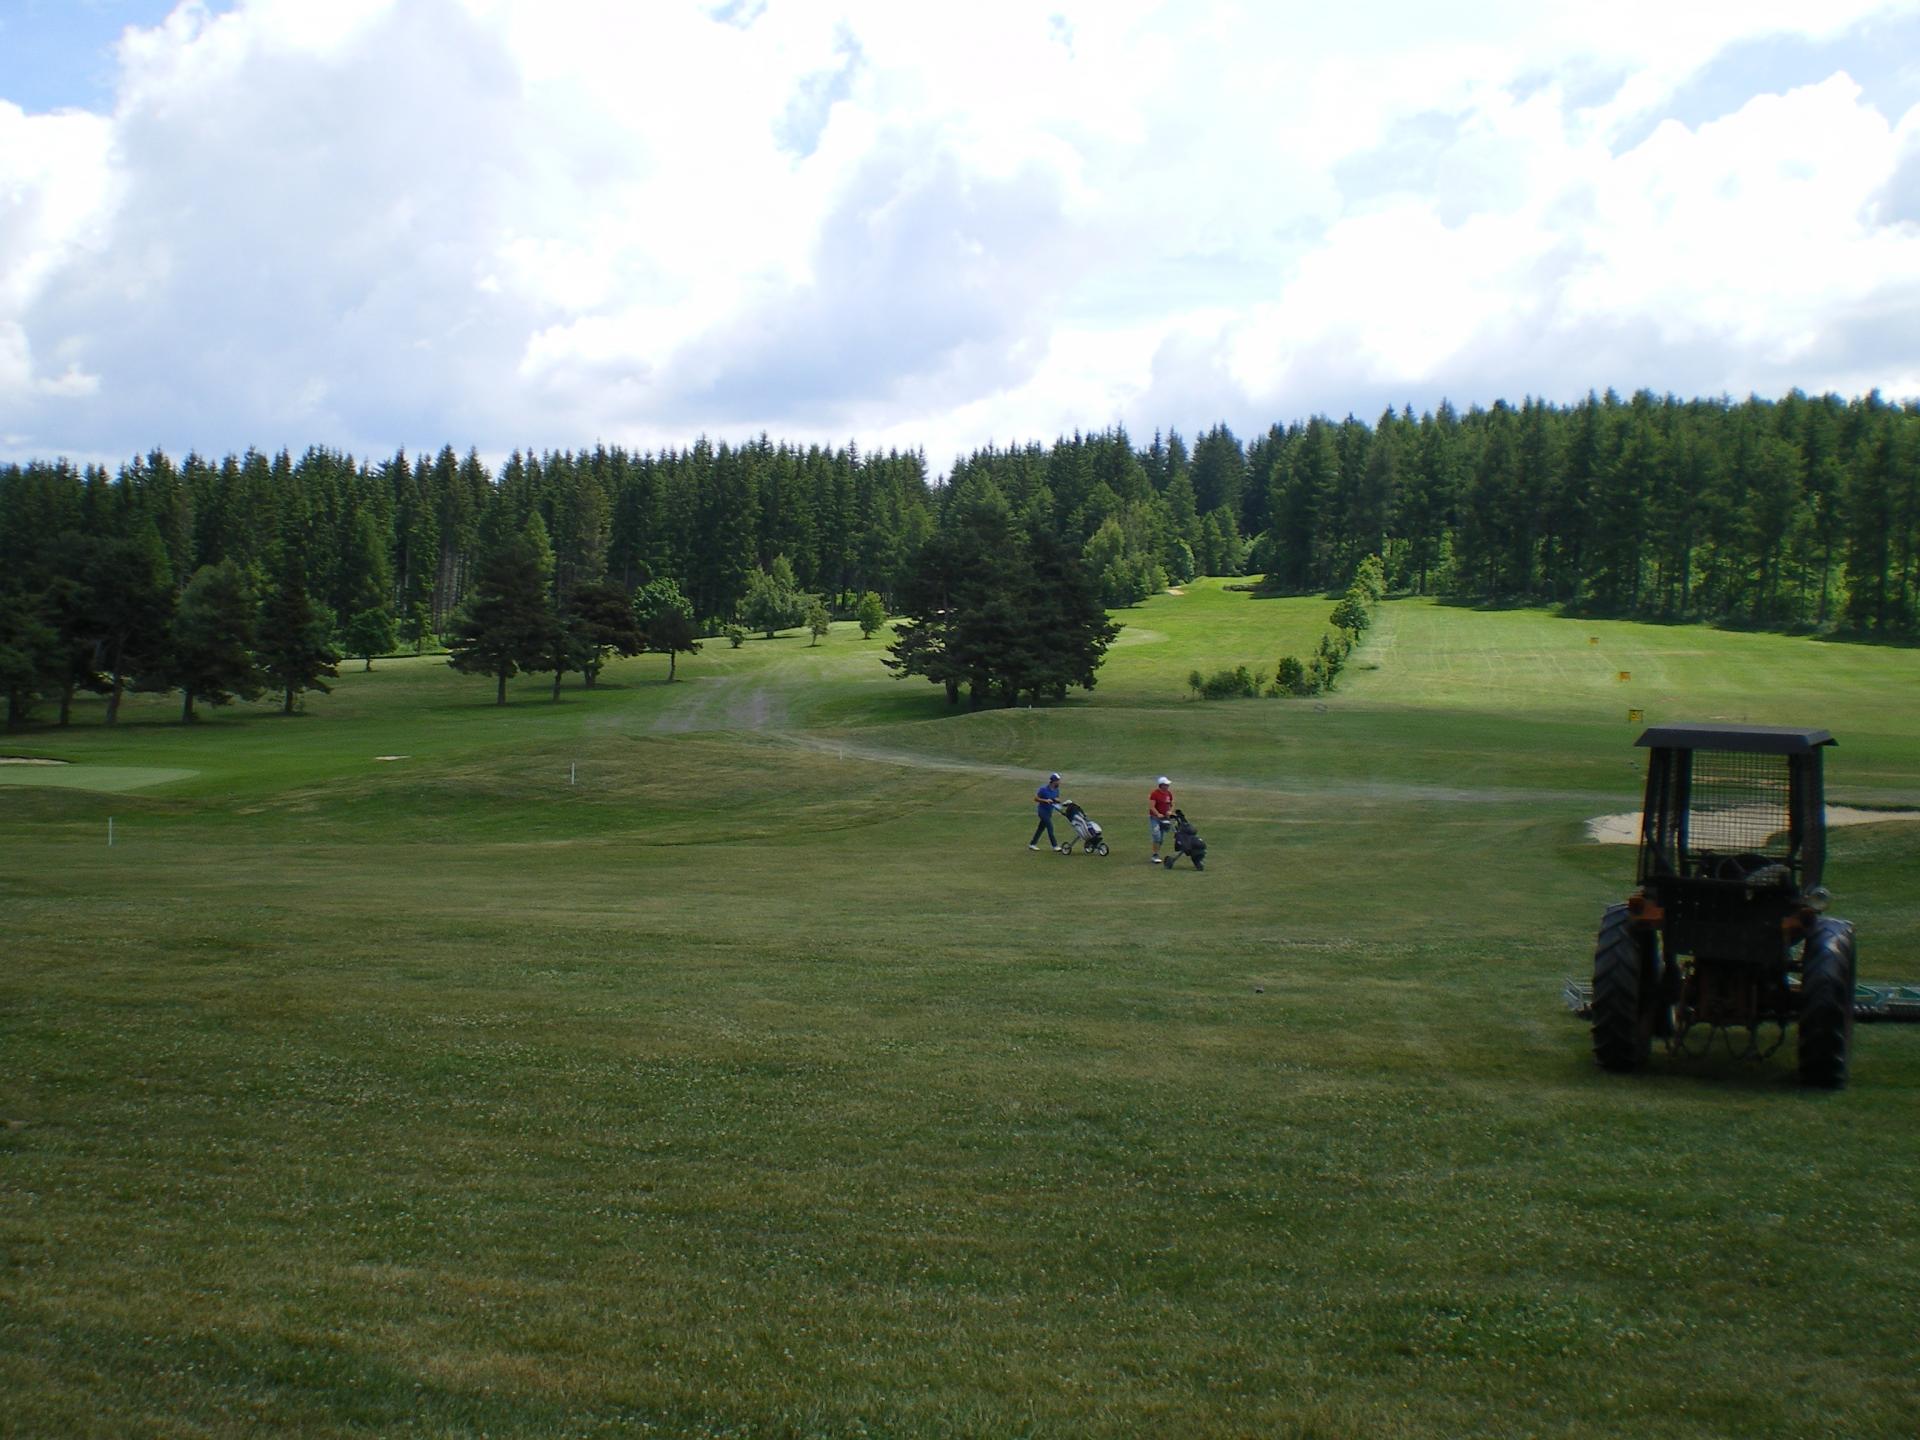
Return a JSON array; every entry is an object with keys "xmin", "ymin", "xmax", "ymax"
[{"xmin": 854, "ymin": 590, "xmax": 886, "ymax": 639}]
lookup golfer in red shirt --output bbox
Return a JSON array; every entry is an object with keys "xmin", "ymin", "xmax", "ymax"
[{"xmin": 1148, "ymin": 776, "xmax": 1174, "ymax": 864}]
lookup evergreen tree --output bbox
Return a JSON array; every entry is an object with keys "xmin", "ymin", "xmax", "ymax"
[
  {"xmin": 338, "ymin": 506, "xmax": 395, "ymax": 661},
  {"xmin": 399, "ymin": 598, "xmax": 435, "ymax": 653},
  {"xmin": 393, "ymin": 449, "xmax": 439, "ymax": 640},
  {"xmin": 0, "ymin": 589, "xmax": 62, "ymax": 729},
  {"xmin": 1163, "ymin": 469, "xmax": 1201, "ymax": 570},
  {"xmin": 684, "ymin": 437, "xmax": 757, "ymax": 623},
  {"xmin": 1742, "ymin": 433, "xmax": 1806, "ymax": 624},
  {"xmin": 169, "ymin": 560, "xmax": 263, "ymax": 722},
  {"xmin": 1841, "ymin": 415, "xmax": 1897, "ymax": 632},
  {"xmin": 565, "ymin": 577, "xmax": 646, "ymax": 687},
  {"xmin": 1398, "ymin": 404, "xmax": 1460, "ymax": 596},
  {"xmin": 1582, "ymin": 406, "xmax": 1660, "ymax": 613},
  {"xmin": 541, "ymin": 610, "xmax": 594, "ymax": 701},
  {"xmin": 1189, "ymin": 424, "xmax": 1246, "ymax": 527},
  {"xmin": 1011, "ymin": 527, "xmax": 1121, "ymax": 702},
  {"xmin": 854, "ymin": 590, "xmax": 887, "ymax": 639},
  {"xmin": 888, "ymin": 485, "xmax": 1117, "ymax": 707},
  {"xmin": 90, "ymin": 519, "xmax": 176, "ymax": 725},
  {"xmin": 256, "ymin": 548, "xmax": 339, "ymax": 715},
  {"xmin": 446, "ymin": 528, "xmax": 560, "ymax": 705},
  {"xmin": 1456, "ymin": 402, "xmax": 1521, "ymax": 597},
  {"xmin": 43, "ymin": 560, "xmax": 102, "ymax": 727},
  {"xmin": 886, "ymin": 482, "xmax": 1011, "ymax": 706}
]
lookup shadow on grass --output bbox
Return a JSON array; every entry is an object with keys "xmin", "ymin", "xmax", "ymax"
[{"xmin": 1425, "ymin": 592, "xmax": 1920, "ymax": 648}]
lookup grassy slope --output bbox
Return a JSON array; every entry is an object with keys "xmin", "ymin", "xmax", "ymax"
[{"xmin": 3, "ymin": 585, "xmax": 1918, "ymax": 1438}]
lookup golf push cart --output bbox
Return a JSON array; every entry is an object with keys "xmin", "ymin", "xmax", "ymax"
[
  {"xmin": 1592, "ymin": 723, "xmax": 1857, "ymax": 1087},
  {"xmin": 1056, "ymin": 800, "xmax": 1110, "ymax": 856},
  {"xmin": 1161, "ymin": 809, "xmax": 1206, "ymax": 871}
]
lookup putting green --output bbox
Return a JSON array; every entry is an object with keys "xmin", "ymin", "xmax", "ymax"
[{"xmin": 0, "ymin": 763, "xmax": 197, "ymax": 791}]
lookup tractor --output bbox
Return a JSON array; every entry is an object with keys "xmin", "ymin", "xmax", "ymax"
[{"xmin": 1592, "ymin": 724, "xmax": 1857, "ymax": 1087}]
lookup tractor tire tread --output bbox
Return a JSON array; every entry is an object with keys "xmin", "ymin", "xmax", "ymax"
[
  {"xmin": 1593, "ymin": 902, "xmax": 1653, "ymax": 1073},
  {"xmin": 1798, "ymin": 918, "xmax": 1855, "ymax": 1089}
]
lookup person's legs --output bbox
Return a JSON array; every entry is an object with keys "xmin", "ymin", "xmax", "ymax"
[{"xmin": 1150, "ymin": 817, "xmax": 1165, "ymax": 862}]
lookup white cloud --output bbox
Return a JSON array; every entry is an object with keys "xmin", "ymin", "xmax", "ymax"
[
  {"xmin": 0, "ymin": 0, "xmax": 1917, "ymax": 467},
  {"xmin": 0, "ymin": 101, "xmax": 118, "ymax": 404}
]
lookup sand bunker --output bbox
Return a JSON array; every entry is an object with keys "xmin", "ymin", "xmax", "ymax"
[
  {"xmin": 0, "ymin": 756, "xmax": 67, "ymax": 765},
  {"xmin": 1588, "ymin": 806, "xmax": 1920, "ymax": 844}
]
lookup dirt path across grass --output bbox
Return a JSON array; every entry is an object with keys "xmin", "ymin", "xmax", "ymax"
[
  {"xmin": 649, "ymin": 673, "xmax": 791, "ymax": 735},
  {"xmin": 644, "ymin": 662, "xmax": 1623, "ymax": 812},
  {"xmin": 770, "ymin": 729, "xmax": 1615, "ymax": 810}
]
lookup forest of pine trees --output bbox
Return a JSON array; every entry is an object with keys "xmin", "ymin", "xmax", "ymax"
[{"xmin": 3, "ymin": 387, "xmax": 1918, "ymax": 725}]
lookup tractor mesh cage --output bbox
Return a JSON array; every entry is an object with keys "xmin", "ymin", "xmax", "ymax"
[{"xmin": 1686, "ymin": 749, "xmax": 1791, "ymax": 861}]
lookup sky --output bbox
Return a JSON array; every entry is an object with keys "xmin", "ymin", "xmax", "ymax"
[{"xmin": 3, "ymin": 0, "xmax": 1919, "ymax": 475}]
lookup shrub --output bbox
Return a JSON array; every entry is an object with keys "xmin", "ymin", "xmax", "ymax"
[
  {"xmin": 1352, "ymin": 552, "xmax": 1387, "ymax": 604},
  {"xmin": 1198, "ymin": 664, "xmax": 1259, "ymax": 699},
  {"xmin": 1330, "ymin": 592, "xmax": 1371, "ymax": 636},
  {"xmin": 1274, "ymin": 655, "xmax": 1317, "ymax": 695}
]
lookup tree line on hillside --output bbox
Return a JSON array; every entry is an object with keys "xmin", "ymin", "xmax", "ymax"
[
  {"xmin": 890, "ymin": 388, "xmax": 1920, "ymax": 637},
  {"xmin": 0, "ymin": 440, "xmax": 938, "ymax": 724},
  {"xmin": 3, "ymin": 386, "xmax": 1916, "ymax": 726},
  {"xmin": 1238, "ymin": 389, "xmax": 1920, "ymax": 633}
]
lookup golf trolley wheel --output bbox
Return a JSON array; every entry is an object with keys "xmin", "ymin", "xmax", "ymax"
[
  {"xmin": 1058, "ymin": 839, "xmax": 1076, "ymax": 855},
  {"xmin": 1797, "ymin": 917, "xmax": 1856, "ymax": 1089},
  {"xmin": 1592, "ymin": 902, "xmax": 1661, "ymax": 1073},
  {"xmin": 1161, "ymin": 854, "xmax": 1176, "ymax": 873},
  {"xmin": 1093, "ymin": 842, "xmax": 1108, "ymax": 857}
]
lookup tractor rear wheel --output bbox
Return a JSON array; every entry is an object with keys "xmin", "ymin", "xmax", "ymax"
[
  {"xmin": 1592, "ymin": 903, "xmax": 1656, "ymax": 1073},
  {"xmin": 1797, "ymin": 918, "xmax": 1856, "ymax": 1089}
]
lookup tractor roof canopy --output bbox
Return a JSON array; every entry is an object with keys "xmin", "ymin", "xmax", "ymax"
[{"xmin": 1635, "ymin": 723, "xmax": 1836, "ymax": 754}]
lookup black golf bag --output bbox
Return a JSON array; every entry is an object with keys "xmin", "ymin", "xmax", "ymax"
[{"xmin": 1162, "ymin": 808, "xmax": 1206, "ymax": 871}]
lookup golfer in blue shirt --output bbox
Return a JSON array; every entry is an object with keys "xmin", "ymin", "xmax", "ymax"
[{"xmin": 1029, "ymin": 772, "xmax": 1064, "ymax": 851}]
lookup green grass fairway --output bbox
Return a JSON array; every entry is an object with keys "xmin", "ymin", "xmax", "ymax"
[{"xmin": 5, "ymin": 585, "xmax": 1919, "ymax": 1438}]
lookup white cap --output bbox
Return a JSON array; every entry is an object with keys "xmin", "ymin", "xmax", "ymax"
[{"xmin": 1157, "ymin": 776, "xmax": 1171, "ymax": 786}]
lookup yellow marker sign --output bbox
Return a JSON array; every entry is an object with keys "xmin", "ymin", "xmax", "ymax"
[
  {"xmin": 1589, "ymin": 636, "xmax": 1599, "ymax": 645},
  {"xmin": 1628, "ymin": 708, "xmax": 1644, "ymax": 723},
  {"xmin": 1617, "ymin": 671, "xmax": 1631, "ymax": 682}
]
